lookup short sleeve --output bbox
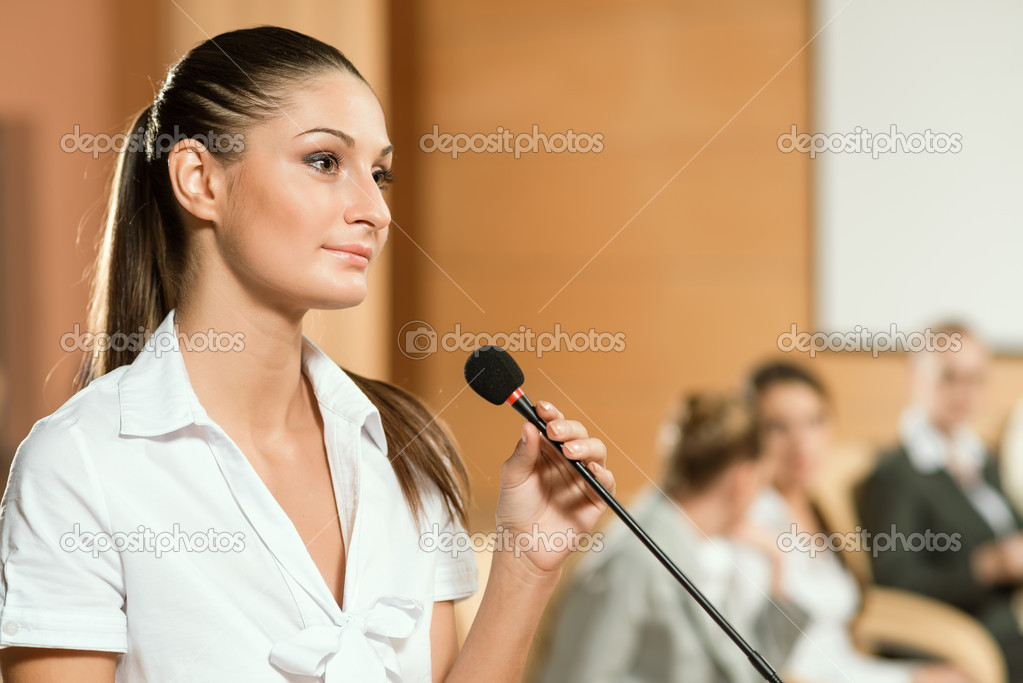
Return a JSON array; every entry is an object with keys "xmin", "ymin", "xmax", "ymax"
[
  {"xmin": 428, "ymin": 495, "xmax": 479, "ymax": 603},
  {"xmin": 0, "ymin": 416, "xmax": 127, "ymax": 652}
]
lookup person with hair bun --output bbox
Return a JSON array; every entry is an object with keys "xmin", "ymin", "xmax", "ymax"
[
  {"xmin": 533, "ymin": 392, "xmax": 805, "ymax": 683},
  {"xmin": 0, "ymin": 26, "xmax": 615, "ymax": 682}
]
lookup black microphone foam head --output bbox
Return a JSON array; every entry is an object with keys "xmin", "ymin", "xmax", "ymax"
[{"xmin": 464, "ymin": 345, "xmax": 525, "ymax": 405}]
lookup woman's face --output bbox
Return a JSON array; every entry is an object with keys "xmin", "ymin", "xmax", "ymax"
[
  {"xmin": 757, "ymin": 382, "xmax": 831, "ymax": 492},
  {"xmin": 210, "ymin": 71, "xmax": 393, "ymax": 312}
]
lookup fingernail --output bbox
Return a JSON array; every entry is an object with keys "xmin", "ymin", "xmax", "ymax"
[
  {"xmin": 521, "ymin": 424, "xmax": 529, "ymax": 443},
  {"xmin": 565, "ymin": 442, "xmax": 582, "ymax": 455},
  {"xmin": 540, "ymin": 401, "xmax": 552, "ymax": 410}
]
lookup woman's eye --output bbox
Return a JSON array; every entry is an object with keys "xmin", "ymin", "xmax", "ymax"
[
  {"xmin": 373, "ymin": 168, "xmax": 396, "ymax": 190},
  {"xmin": 306, "ymin": 153, "xmax": 340, "ymax": 175}
]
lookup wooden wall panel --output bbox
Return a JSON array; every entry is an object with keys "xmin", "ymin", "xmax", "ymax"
[
  {"xmin": 389, "ymin": 0, "xmax": 815, "ymax": 529},
  {"xmin": 388, "ymin": 0, "xmax": 1023, "ymax": 534}
]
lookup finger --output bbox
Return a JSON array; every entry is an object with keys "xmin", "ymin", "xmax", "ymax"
[
  {"xmin": 560, "ymin": 437, "xmax": 607, "ymax": 467},
  {"xmin": 545, "ymin": 418, "xmax": 588, "ymax": 443},
  {"xmin": 585, "ymin": 459, "xmax": 616, "ymax": 496},
  {"xmin": 501, "ymin": 422, "xmax": 542, "ymax": 486},
  {"xmin": 536, "ymin": 400, "xmax": 565, "ymax": 422}
]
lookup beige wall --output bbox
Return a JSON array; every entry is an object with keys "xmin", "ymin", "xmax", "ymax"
[{"xmin": 0, "ymin": 1, "xmax": 117, "ymax": 443}]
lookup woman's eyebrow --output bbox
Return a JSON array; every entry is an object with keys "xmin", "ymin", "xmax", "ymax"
[{"xmin": 294, "ymin": 127, "xmax": 393, "ymax": 158}]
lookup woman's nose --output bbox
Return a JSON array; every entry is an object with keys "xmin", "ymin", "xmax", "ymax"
[{"xmin": 345, "ymin": 173, "xmax": 391, "ymax": 231}]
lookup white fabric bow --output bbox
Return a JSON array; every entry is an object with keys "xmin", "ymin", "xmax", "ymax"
[{"xmin": 269, "ymin": 595, "xmax": 424, "ymax": 681}]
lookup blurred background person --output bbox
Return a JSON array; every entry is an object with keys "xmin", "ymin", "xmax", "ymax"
[
  {"xmin": 744, "ymin": 360, "xmax": 968, "ymax": 683},
  {"xmin": 995, "ymin": 394, "xmax": 1023, "ymax": 520},
  {"xmin": 857, "ymin": 325, "xmax": 1023, "ymax": 680},
  {"xmin": 531, "ymin": 392, "xmax": 806, "ymax": 683}
]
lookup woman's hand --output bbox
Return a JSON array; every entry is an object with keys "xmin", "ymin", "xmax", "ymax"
[
  {"xmin": 911, "ymin": 664, "xmax": 971, "ymax": 683},
  {"xmin": 972, "ymin": 532, "xmax": 1023, "ymax": 586},
  {"xmin": 730, "ymin": 520, "xmax": 789, "ymax": 599},
  {"xmin": 493, "ymin": 400, "xmax": 615, "ymax": 577}
]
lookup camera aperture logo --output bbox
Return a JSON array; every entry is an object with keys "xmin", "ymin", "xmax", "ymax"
[{"xmin": 398, "ymin": 321, "xmax": 626, "ymax": 359}]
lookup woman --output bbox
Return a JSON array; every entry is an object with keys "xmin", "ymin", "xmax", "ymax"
[
  {"xmin": 534, "ymin": 392, "xmax": 805, "ymax": 683},
  {"xmin": 0, "ymin": 27, "xmax": 615, "ymax": 682},
  {"xmin": 744, "ymin": 361, "xmax": 967, "ymax": 683}
]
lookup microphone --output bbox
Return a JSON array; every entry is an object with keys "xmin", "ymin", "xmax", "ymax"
[{"xmin": 464, "ymin": 345, "xmax": 784, "ymax": 683}]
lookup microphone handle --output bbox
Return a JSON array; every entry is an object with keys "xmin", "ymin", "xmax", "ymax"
[{"xmin": 509, "ymin": 392, "xmax": 784, "ymax": 683}]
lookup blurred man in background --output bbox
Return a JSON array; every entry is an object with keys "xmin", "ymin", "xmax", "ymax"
[{"xmin": 857, "ymin": 325, "xmax": 1023, "ymax": 680}]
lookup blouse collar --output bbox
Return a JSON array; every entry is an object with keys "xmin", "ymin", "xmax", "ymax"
[{"xmin": 116, "ymin": 307, "xmax": 386, "ymax": 454}]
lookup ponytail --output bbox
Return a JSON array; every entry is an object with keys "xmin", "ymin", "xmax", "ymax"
[{"xmin": 74, "ymin": 104, "xmax": 186, "ymax": 392}]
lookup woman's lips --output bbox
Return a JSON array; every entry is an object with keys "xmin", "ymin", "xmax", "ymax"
[{"xmin": 323, "ymin": 245, "xmax": 371, "ymax": 267}]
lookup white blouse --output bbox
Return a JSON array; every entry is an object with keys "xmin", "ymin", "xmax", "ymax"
[
  {"xmin": 748, "ymin": 488, "xmax": 917, "ymax": 683},
  {"xmin": 0, "ymin": 308, "xmax": 479, "ymax": 681}
]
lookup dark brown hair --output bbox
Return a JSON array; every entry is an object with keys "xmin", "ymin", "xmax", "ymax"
[
  {"xmin": 660, "ymin": 392, "xmax": 759, "ymax": 497},
  {"xmin": 73, "ymin": 26, "xmax": 470, "ymax": 530},
  {"xmin": 746, "ymin": 360, "xmax": 830, "ymax": 405}
]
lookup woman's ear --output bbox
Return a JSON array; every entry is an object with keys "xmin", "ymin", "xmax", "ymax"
[{"xmin": 167, "ymin": 138, "xmax": 223, "ymax": 224}]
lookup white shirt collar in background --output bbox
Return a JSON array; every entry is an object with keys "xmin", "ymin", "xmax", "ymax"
[{"xmin": 898, "ymin": 404, "xmax": 985, "ymax": 475}]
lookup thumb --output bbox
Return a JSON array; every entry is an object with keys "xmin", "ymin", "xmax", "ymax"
[{"xmin": 501, "ymin": 421, "xmax": 542, "ymax": 486}]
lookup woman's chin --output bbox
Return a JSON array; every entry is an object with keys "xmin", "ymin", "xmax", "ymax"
[{"xmin": 309, "ymin": 284, "xmax": 370, "ymax": 310}]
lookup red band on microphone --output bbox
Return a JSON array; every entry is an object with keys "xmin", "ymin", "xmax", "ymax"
[{"xmin": 505, "ymin": 387, "xmax": 524, "ymax": 405}]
